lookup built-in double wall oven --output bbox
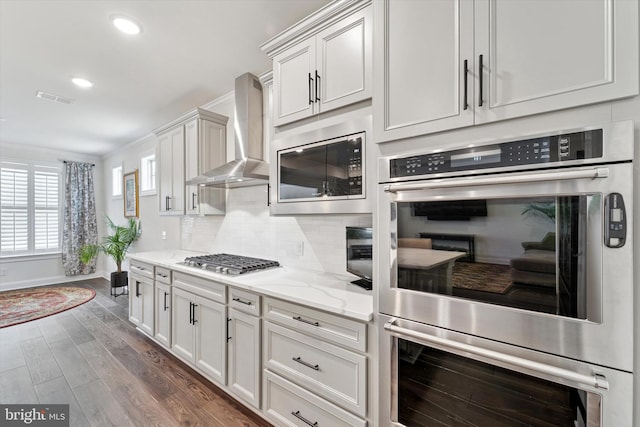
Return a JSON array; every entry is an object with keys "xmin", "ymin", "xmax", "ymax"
[{"xmin": 377, "ymin": 121, "xmax": 634, "ymax": 426}]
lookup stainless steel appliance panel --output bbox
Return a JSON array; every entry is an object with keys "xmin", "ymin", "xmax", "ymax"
[{"xmin": 379, "ymin": 314, "xmax": 633, "ymax": 427}]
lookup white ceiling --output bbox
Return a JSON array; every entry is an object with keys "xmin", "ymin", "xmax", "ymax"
[{"xmin": 0, "ymin": 0, "xmax": 331, "ymax": 156}]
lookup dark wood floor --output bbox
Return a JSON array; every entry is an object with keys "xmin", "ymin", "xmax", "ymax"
[{"xmin": 0, "ymin": 278, "xmax": 272, "ymax": 427}]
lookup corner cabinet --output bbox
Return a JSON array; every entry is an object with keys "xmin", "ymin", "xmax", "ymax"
[
  {"xmin": 262, "ymin": 0, "xmax": 372, "ymax": 127},
  {"xmin": 155, "ymin": 108, "xmax": 228, "ymax": 216},
  {"xmin": 373, "ymin": 0, "xmax": 640, "ymax": 142}
]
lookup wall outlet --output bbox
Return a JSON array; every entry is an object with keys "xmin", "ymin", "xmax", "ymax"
[
  {"xmin": 296, "ymin": 241, "xmax": 304, "ymax": 256},
  {"xmin": 0, "ymin": 269, "xmax": 6, "ymax": 276},
  {"xmin": 162, "ymin": 231, "xmax": 167, "ymax": 240}
]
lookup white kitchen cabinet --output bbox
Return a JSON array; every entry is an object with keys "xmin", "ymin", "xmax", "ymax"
[
  {"xmin": 265, "ymin": 1, "xmax": 372, "ymax": 126},
  {"xmin": 157, "ymin": 125, "xmax": 185, "ymax": 215},
  {"xmin": 228, "ymin": 307, "xmax": 261, "ymax": 409},
  {"xmin": 156, "ymin": 108, "xmax": 228, "ymax": 216},
  {"xmin": 184, "ymin": 111, "xmax": 228, "ymax": 216},
  {"xmin": 154, "ymin": 281, "xmax": 171, "ymax": 348},
  {"xmin": 262, "ymin": 296, "xmax": 368, "ymax": 425},
  {"xmin": 129, "ymin": 272, "xmax": 154, "ymax": 337},
  {"xmin": 171, "ymin": 273, "xmax": 228, "ymax": 386},
  {"xmin": 374, "ymin": 0, "xmax": 639, "ymax": 142}
]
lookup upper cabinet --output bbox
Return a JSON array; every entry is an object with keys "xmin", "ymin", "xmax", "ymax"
[
  {"xmin": 374, "ymin": 0, "xmax": 639, "ymax": 143},
  {"xmin": 184, "ymin": 112, "xmax": 228, "ymax": 216},
  {"xmin": 155, "ymin": 108, "xmax": 228, "ymax": 216},
  {"xmin": 262, "ymin": 0, "xmax": 372, "ymax": 127}
]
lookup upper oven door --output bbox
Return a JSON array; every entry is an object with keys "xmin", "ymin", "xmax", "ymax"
[{"xmin": 377, "ymin": 162, "xmax": 634, "ymax": 371}]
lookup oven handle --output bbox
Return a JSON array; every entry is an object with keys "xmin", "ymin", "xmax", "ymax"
[
  {"xmin": 383, "ymin": 167, "xmax": 609, "ymax": 193},
  {"xmin": 384, "ymin": 318, "xmax": 610, "ymax": 390}
]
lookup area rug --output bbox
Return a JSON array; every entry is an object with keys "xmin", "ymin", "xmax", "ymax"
[
  {"xmin": 452, "ymin": 262, "xmax": 513, "ymax": 294},
  {"xmin": 0, "ymin": 286, "xmax": 96, "ymax": 328}
]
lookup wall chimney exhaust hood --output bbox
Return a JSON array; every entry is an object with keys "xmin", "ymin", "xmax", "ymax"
[{"xmin": 186, "ymin": 73, "xmax": 268, "ymax": 188}]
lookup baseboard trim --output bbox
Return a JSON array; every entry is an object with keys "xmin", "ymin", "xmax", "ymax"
[{"xmin": 0, "ymin": 271, "xmax": 109, "ymax": 291}]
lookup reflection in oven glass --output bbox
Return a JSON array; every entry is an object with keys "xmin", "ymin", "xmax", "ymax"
[
  {"xmin": 397, "ymin": 339, "xmax": 592, "ymax": 426},
  {"xmin": 397, "ymin": 195, "xmax": 600, "ymax": 319}
]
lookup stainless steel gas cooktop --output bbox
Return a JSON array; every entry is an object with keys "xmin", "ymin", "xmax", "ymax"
[{"xmin": 179, "ymin": 253, "xmax": 280, "ymax": 275}]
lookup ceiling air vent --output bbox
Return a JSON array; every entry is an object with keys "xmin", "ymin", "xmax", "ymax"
[{"xmin": 35, "ymin": 91, "xmax": 74, "ymax": 104}]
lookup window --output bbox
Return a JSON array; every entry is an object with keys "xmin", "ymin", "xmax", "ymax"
[
  {"xmin": 112, "ymin": 165, "xmax": 123, "ymax": 198},
  {"xmin": 140, "ymin": 153, "xmax": 156, "ymax": 195},
  {"xmin": 1, "ymin": 161, "xmax": 61, "ymax": 256}
]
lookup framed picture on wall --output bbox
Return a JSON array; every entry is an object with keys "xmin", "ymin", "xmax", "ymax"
[{"xmin": 123, "ymin": 170, "xmax": 139, "ymax": 218}]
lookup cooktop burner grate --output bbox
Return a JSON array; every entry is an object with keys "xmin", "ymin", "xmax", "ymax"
[{"xmin": 181, "ymin": 253, "xmax": 280, "ymax": 275}]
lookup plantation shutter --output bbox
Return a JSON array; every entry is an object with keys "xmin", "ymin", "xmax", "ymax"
[
  {"xmin": 0, "ymin": 161, "xmax": 61, "ymax": 255},
  {"xmin": 34, "ymin": 166, "xmax": 60, "ymax": 251},
  {"xmin": 1, "ymin": 162, "xmax": 29, "ymax": 253}
]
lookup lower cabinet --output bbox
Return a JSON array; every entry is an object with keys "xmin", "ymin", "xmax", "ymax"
[
  {"xmin": 262, "ymin": 297, "xmax": 368, "ymax": 426},
  {"xmin": 228, "ymin": 307, "xmax": 261, "ymax": 408},
  {"xmin": 129, "ymin": 273, "xmax": 154, "ymax": 337},
  {"xmin": 128, "ymin": 264, "xmax": 370, "ymax": 425},
  {"xmin": 172, "ymin": 286, "xmax": 227, "ymax": 385},
  {"xmin": 264, "ymin": 370, "xmax": 366, "ymax": 427},
  {"xmin": 154, "ymin": 281, "xmax": 171, "ymax": 347}
]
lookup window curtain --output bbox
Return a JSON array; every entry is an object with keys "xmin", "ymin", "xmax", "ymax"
[{"xmin": 61, "ymin": 161, "xmax": 97, "ymax": 276}]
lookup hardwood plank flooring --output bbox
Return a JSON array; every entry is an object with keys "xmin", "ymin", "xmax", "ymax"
[{"xmin": 0, "ymin": 278, "xmax": 271, "ymax": 427}]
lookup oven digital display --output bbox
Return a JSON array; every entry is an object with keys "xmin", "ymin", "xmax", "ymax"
[{"xmin": 450, "ymin": 147, "xmax": 501, "ymax": 168}]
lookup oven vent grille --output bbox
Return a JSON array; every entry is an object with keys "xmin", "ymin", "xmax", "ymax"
[{"xmin": 35, "ymin": 90, "xmax": 74, "ymax": 104}]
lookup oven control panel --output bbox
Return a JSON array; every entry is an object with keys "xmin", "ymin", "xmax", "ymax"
[{"xmin": 390, "ymin": 129, "xmax": 604, "ymax": 178}]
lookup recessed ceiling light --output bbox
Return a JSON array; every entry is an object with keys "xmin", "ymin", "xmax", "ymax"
[
  {"xmin": 111, "ymin": 15, "xmax": 142, "ymax": 35},
  {"xmin": 71, "ymin": 77, "xmax": 94, "ymax": 88}
]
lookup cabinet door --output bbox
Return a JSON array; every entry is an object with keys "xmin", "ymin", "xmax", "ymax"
[
  {"xmin": 196, "ymin": 118, "xmax": 226, "ymax": 216},
  {"xmin": 228, "ymin": 308, "xmax": 261, "ymax": 409},
  {"xmin": 158, "ymin": 126, "xmax": 185, "ymax": 215},
  {"xmin": 171, "ymin": 288, "xmax": 195, "ymax": 362},
  {"xmin": 272, "ymin": 38, "xmax": 316, "ymax": 126},
  {"xmin": 184, "ymin": 118, "xmax": 200, "ymax": 216},
  {"xmin": 128, "ymin": 275, "xmax": 144, "ymax": 327},
  {"xmin": 155, "ymin": 282, "xmax": 171, "ymax": 347},
  {"xmin": 140, "ymin": 279, "xmax": 155, "ymax": 336},
  {"xmin": 373, "ymin": 0, "xmax": 474, "ymax": 142},
  {"xmin": 474, "ymin": 0, "xmax": 639, "ymax": 124},
  {"xmin": 194, "ymin": 296, "xmax": 227, "ymax": 385},
  {"xmin": 316, "ymin": 5, "xmax": 372, "ymax": 114}
]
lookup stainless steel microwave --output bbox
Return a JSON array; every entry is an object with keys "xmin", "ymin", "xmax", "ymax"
[{"xmin": 270, "ymin": 115, "xmax": 373, "ymax": 215}]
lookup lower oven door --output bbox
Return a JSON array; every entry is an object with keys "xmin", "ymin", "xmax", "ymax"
[
  {"xmin": 379, "ymin": 314, "xmax": 632, "ymax": 427},
  {"xmin": 377, "ymin": 162, "xmax": 634, "ymax": 371}
]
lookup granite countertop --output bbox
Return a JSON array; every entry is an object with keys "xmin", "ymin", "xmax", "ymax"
[{"xmin": 128, "ymin": 250, "xmax": 374, "ymax": 322}]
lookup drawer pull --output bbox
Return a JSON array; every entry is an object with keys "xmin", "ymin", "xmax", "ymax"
[
  {"xmin": 157, "ymin": 273, "xmax": 168, "ymax": 278},
  {"xmin": 291, "ymin": 410, "xmax": 318, "ymax": 427},
  {"xmin": 293, "ymin": 316, "xmax": 319, "ymax": 327},
  {"xmin": 292, "ymin": 356, "xmax": 319, "ymax": 371},
  {"xmin": 232, "ymin": 297, "xmax": 252, "ymax": 306}
]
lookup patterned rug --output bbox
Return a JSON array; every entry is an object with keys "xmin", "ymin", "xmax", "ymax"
[
  {"xmin": 452, "ymin": 262, "xmax": 513, "ymax": 294},
  {"xmin": 0, "ymin": 286, "xmax": 96, "ymax": 328}
]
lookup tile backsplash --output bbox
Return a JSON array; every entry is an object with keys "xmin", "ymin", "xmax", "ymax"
[{"xmin": 181, "ymin": 185, "xmax": 372, "ymax": 275}]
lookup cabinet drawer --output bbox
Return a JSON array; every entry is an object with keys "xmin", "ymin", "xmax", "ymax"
[
  {"xmin": 229, "ymin": 287, "xmax": 261, "ymax": 317},
  {"xmin": 264, "ymin": 297, "xmax": 366, "ymax": 352},
  {"xmin": 264, "ymin": 370, "xmax": 366, "ymax": 427},
  {"xmin": 155, "ymin": 267, "xmax": 172, "ymax": 284},
  {"xmin": 130, "ymin": 260, "xmax": 154, "ymax": 280},
  {"xmin": 173, "ymin": 271, "xmax": 226, "ymax": 304},
  {"xmin": 264, "ymin": 321, "xmax": 367, "ymax": 417}
]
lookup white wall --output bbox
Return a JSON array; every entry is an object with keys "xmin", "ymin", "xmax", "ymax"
[{"xmin": 0, "ymin": 142, "xmax": 103, "ymax": 290}]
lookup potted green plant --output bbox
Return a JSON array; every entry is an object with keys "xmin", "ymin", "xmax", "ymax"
[{"xmin": 80, "ymin": 216, "xmax": 141, "ymax": 291}]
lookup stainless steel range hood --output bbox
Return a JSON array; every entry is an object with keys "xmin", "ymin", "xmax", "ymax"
[{"xmin": 186, "ymin": 73, "xmax": 268, "ymax": 188}]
